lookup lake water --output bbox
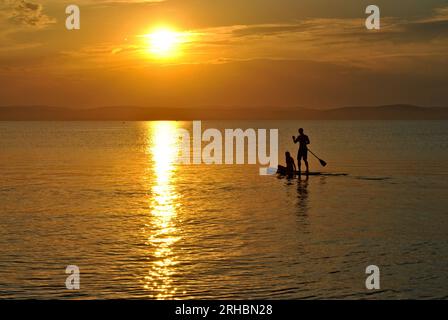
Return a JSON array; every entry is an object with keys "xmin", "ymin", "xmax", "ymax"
[{"xmin": 0, "ymin": 121, "xmax": 447, "ymax": 299}]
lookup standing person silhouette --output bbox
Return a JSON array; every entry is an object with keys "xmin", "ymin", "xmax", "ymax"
[{"xmin": 293, "ymin": 128, "xmax": 310, "ymax": 176}]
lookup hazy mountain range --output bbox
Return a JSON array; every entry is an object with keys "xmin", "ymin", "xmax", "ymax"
[{"xmin": 0, "ymin": 105, "xmax": 447, "ymax": 121}]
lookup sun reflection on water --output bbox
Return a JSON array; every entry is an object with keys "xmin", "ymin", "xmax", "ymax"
[{"xmin": 144, "ymin": 122, "xmax": 181, "ymax": 299}]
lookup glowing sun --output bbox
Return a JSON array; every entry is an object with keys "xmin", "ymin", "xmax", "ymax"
[{"xmin": 146, "ymin": 28, "xmax": 183, "ymax": 57}]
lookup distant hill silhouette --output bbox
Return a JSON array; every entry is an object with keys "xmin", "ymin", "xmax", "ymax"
[{"xmin": 0, "ymin": 105, "xmax": 447, "ymax": 120}]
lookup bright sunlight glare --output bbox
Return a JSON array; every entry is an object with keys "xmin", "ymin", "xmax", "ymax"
[{"xmin": 144, "ymin": 28, "xmax": 189, "ymax": 58}]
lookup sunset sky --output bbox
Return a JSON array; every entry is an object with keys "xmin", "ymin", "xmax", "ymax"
[{"xmin": 0, "ymin": 0, "xmax": 447, "ymax": 108}]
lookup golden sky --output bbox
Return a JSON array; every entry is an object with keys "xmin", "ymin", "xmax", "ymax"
[{"xmin": 1, "ymin": 0, "xmax": 448, "ymax": 108}]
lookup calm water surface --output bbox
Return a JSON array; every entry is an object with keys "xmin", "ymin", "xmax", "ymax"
[{"xmin": 0, "ymin": 121, "xmax": 447, "ymax": 299}]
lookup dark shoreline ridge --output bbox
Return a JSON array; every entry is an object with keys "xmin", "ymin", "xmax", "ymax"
[{"xmin": 0, "ymin": 105, "xmax": 447, "ymax": 121}]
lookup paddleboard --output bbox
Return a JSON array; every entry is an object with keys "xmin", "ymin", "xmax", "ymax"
[{"xmin": 276, "ymin": 165, "xmax": 348, "ymax": 177}]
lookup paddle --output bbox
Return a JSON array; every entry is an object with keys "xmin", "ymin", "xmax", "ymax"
[{"xmin": 308, "ymin": 149, "xmax": 327, "ymax": 167}]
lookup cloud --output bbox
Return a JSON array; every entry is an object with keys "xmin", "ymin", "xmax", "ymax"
[
  {"xmin": 231, "ymin": 24, "xmax": 313, "ymax": 38},
  {"xmin": 402, "ymin": 5, "xmax": 448, "ymax": 40},
  {"xmin": 429, "ymin": 6, "xmax": 448, "ymax": 21},
  {"xmin": 1, "ymin": 0, "xmax": 56, "ymax": 27}
]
